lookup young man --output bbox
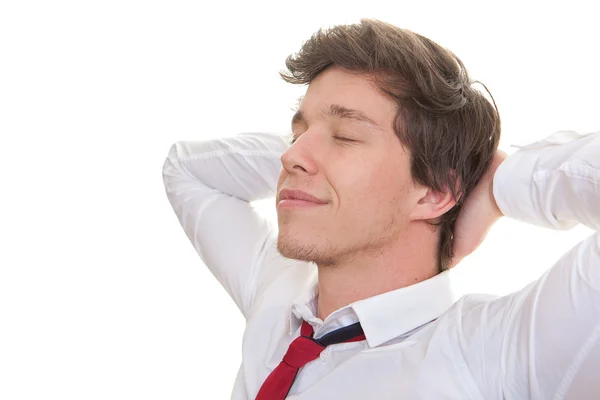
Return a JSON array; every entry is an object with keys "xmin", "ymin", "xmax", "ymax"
[{"xmin": 162, "ymin": 19, "xmax": 600, "ymax": 399}]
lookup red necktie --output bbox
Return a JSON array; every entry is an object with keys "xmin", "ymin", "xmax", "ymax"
[{"xmin": 255, "ymin": 320, "xmax": 366, "ymax": 400}]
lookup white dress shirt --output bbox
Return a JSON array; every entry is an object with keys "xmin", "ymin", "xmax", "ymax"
[{"xmin": 162, "ymin": 130, "xmax": 600, "ymax": 399}]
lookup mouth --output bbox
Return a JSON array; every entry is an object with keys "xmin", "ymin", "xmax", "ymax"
[{"xmin": 277, "ymin": 189, "xmax": 329, "ymax": 209}]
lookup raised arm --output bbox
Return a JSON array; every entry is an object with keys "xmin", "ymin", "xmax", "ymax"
[
  {"xmin": 162, "ymin": 132, "xmax": 291, "ymax": 318},
  {"xmin": 461, "ymin": 130, "xmax": 600, "ymax": 399}
]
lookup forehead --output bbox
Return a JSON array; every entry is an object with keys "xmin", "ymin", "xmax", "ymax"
[{"xmin": 299, "ymin": 66, "xmax": 397, "ymax": 127}]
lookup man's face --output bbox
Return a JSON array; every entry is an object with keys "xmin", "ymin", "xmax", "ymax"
[{"xmin": 276, "ymin": 66, "xmax": 421, "ymax": 265}]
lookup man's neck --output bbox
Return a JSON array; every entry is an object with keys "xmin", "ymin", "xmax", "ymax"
[{"xmin": 315, "ymin": 227, "xmax": 439, "ymax": 321}]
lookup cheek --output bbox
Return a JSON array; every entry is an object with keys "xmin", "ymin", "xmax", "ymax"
[
  {"xmin": 337, "ymin": 160, "xmax": 406, "ymax": 214},
  {"xmin": 363, "ymin": 158, "xmax": 413, "ymax": 215}
]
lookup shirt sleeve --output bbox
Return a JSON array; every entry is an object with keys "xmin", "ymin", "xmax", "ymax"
[
  {"xmin": 162, "ymin": 132, "xmax": 292, "ymax": 318},
  {"xmin": 458, "ymin": 130, "xmax": 600, "ymax": 399}
]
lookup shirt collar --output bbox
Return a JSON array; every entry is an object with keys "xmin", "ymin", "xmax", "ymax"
[
  {"xmin": 288, "ymin": 268, "xmax": 319, "ymax": 332},
  {"xmin": 288, "ymin": 269, "xmax": 459, "ymax": 348}
]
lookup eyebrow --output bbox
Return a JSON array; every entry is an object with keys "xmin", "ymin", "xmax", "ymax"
[{"xmin": 291, "ymin": 104, "xmax": 380, "ymax": 128}]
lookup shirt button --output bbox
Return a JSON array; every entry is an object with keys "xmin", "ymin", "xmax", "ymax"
[{"xmin": 319, "ymin": 348, "xmax": 332, "ymax": 362}]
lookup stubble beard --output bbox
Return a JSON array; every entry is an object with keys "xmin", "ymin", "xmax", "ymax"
[
  {"xmin": 275, "ymin": 209, "xmax": 405, "ymax": 268},
  {"xmin": 276, "ymin": 227, "xmax": 339, "ymax": 266}
]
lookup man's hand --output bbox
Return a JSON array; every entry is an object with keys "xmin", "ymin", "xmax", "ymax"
[{"xmin": 449, "ymin": 150, "xmax": 508, "ymax": 268}]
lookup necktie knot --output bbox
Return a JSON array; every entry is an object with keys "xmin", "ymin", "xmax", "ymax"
[
  {"xmin": 255, "ymin": 320, "xmax": 366, "ymax": 400},
  {"xmin": 282, "ymin": 335, "xmax": 325, "ymax": 369}
]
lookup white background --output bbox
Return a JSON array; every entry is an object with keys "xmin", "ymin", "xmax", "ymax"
[{"xmin": 0, "ymin": 0, "xmax": 598, "ymax": 399}]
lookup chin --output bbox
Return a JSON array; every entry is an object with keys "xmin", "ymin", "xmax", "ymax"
[{"xmin": 276, "ymin": 231, "xmax": 337, "ymax": 265}]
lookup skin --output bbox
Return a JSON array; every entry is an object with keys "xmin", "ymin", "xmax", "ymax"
[
  {"xmin": 449, "ymin": 150, "xmax": 507, "ymax": 268},
  {"xmin": 275, "ymin": 65, "xmax": 505, "ymax": 321}
]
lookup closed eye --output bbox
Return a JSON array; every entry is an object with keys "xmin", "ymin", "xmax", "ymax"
[
  {"xmin": 288, "ymin": 135, "xmax": 357, "ymax": 145},
  {"xmin": 333, "ymin": 136, "xmax": 358, "ymax": 143}
]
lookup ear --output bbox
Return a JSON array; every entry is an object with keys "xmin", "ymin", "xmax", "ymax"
[{"xmin": 409, "ymin": 170, "xmax": 461, "ymax": 221}]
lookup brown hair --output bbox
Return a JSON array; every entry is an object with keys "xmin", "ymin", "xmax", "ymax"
[{"xmin": 280, "ymin": 18, "xmax": 501, "ymax": 272}]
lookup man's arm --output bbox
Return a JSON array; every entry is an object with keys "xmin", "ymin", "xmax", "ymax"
[
  {"xmin": 162, "ymin": 132, "xmax": 291, "ymax": 318},
  {"xmin": 459, "ymin": 130, "xmax": 600, "ymax": 399}
]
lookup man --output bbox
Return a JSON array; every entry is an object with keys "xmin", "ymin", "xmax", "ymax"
[{"xmin": 162, "ymin": 19, "xmax": 600, "ymax": 399}]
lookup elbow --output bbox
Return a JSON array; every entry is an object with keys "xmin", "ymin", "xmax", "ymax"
[{"xmin": 162, "ymin": 142, "xmax": 182, "ymax": 187}]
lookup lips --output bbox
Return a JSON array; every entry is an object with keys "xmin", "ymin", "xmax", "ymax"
[{"xmin": 278, "ymin": 189, "xmax": 328, "ymax": 204}]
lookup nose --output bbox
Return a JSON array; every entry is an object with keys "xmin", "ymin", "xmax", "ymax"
[{"xmin": 280, "ymin": 132, "xmax": 319, "ymax": 176}]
